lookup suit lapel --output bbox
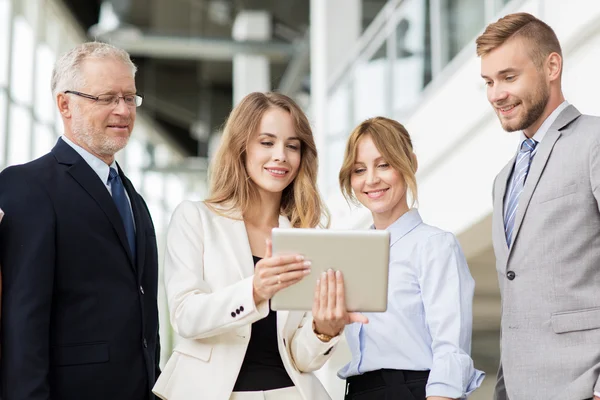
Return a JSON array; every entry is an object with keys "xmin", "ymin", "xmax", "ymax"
[
  {"xmin": 508, "ymin": 105, "xmax": 581, "ymax": 254},
  {"xmin": 495, "ymin": 157, "xmax": 515, "ymax": 257},
  {"xmin": 53, "ymin": 139, "xmax": 135, "ymax": 271},
  {"xmin": 120, "ymin": 166, "xmax": 146, "ymax": 277}
]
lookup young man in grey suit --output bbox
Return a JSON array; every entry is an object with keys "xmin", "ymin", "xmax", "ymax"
[{"xmin": 478, "ymin": 12, "xmax": 600, "ymax": 400}]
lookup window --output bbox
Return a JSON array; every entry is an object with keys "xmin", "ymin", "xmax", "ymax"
[
  {"xmin": 10, "ymin": 16, "xmax": 35, "ymax": 105},
  {"xmin": 33, "ymin": 122, "xmax": 56, "ymax": 159},
  {"xmin": 0, "ymin": 90, "xmax": 7, "ymax": 167},
  {"xmin": 34, "ymin": 43, "xmax": 56, "ymax": 124},
  {"xmin": 0, "ymin": 0, "xmax": 11, "ymax": 87},
  {"xmin": 8, "ymin": 104, "xmax": 32, "ymax": 165}
]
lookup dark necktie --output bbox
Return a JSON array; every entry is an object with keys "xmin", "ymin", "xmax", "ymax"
[{"xmin": 108, "ymin": 167, "xmax": 136, "ymax": 257}]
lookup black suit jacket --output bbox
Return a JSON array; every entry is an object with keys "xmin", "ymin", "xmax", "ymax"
[{"xmin": 0, "ymin": 138, "xmax": 160, "ymax": 400}]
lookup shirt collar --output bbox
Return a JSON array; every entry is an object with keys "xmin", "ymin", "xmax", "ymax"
[
  {"xmin": 372, "ymin": 208, "xmax": 423, "ymax": 247},
  {"xmin": 60, "ymin": 135, "xmax": 118, "ymax": 185},
  {"xmin": 519, "ymin": 100, "xmax": 569, "ymax": 146}
]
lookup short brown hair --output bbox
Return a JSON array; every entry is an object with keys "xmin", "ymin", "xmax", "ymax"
[
  {"xmin": 206, "ymin": 92, "xmax": 329, "ymax": 228},
  {"xmin": 339, "ymin": 117, "xmax": 418, "ymax": 206},
  {"xmin": 476, "ymin": 12, "xmax": 562, "ymax": 68}
]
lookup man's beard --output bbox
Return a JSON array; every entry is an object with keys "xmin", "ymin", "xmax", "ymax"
[
  {"xmin": 71, "ymin": 113, "xmax": 130, "ymax": 158},
  {"xmin": 500, "ymin": 81, "xmax": 549, "ymax": 133}
]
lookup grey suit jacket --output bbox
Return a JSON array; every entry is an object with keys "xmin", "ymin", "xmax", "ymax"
[{"xmin": 492, "ymin": 105, "xmax": 600, "ymax": 400}]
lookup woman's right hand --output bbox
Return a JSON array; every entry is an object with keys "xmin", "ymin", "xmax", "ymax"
[{"xmin": 253, "ymin": 239, "xmax": 311, "ymax": 304}]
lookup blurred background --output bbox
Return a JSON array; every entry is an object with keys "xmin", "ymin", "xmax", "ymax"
[{"xmin": 2, "ymin": 0, "xmax": 600, "ymax": 398}]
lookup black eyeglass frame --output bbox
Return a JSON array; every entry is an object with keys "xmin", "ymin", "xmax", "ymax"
[{"xmin": 64, "ymin": 90, "xmax": 143, "ymax": 107}]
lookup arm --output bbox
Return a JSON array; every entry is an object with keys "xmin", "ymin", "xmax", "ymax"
[
  {"xmin": 588, "ymin": 137, "xmax": 600, "ymax": 396},
  {"xmin": 288, "ymin": 313, "xmax": 340, "ymax": 373},
  {"xmin": 0, "ymin": 170, "xmax": 55, "ymax": 400},
  {"xmin": 419, "ymin": 233, "xmax": 484, "ymax": 399},
  {"xmin": 164, "ymin": 201, "xmax": 269, "ymax": 340}
]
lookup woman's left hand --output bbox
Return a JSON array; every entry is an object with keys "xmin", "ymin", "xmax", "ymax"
[{"xmin": 312, "ymin": 269, "xmax": 369, "ymax": 338}]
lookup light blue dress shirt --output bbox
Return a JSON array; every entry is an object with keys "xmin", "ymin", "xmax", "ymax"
[
  {"xmin": 338, "ymin": 209, "xmax": 485, "ymax": 398},
  {"xmin": 60, "ymin": 135, "xmax": 135, "ymax": 225}
]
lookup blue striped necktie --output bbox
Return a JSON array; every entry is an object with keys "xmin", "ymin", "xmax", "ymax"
[
  {"xmin": 504, "ymin": 138, "xmax": 538, "ymax": 246},
  {"xmin": 108, "ymin": 167, "xmax": 136, "ymax": 257}
]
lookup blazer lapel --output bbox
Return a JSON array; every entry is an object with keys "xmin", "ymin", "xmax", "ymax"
[
  {"xmin": 495, "ymin": 157, "xmax": 515, "ymax": 257},
  {"xmin": 508, "ymin": 105, "xmax": 581, "ymax": 253},
  {"xmin": 120, "ymin": 166, "xmax": 146, "ymax": 277},
  {"xmin": 53, "ymin": 140, "xmax": 135, "ymax": 271}
]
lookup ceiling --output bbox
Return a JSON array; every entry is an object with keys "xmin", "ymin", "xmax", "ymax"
[{"xmin": 61, "ymin": 0, "xmax": 388, "ymax": 158}]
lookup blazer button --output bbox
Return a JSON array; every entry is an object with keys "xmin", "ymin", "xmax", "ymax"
[
  {"xmin": 236, "ymin": 309, "xmax": 241, "ymax": 314},
  {"xmin": 231, "ymin": 312, "xmax": 236, "ymax": 318},
  {"xmin": 140, "ymin": 286, "xmax": 145, "ymax": 295},
  {"xmin": 143, "ymin": 338, "xmax": 148, "ymax": 348},
  {"xmin": 507, "ymin": 271, "xmax": 516, "ymax": 280},
  {"xmin": 239, "ymin": 306, "xmax": 244, "ymax": 312}
]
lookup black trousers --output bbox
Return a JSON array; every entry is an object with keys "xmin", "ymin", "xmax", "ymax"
[{"xmin": 344, "ymin": 369, "xmax": 429, "ymax": 400}]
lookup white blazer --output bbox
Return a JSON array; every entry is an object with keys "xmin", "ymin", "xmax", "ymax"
[{"xmin": 153, "ymin": 201, "xmax": 339, "ymax": 400}]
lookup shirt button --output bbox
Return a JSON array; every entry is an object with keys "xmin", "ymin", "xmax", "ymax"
[
  {"xmin": 140, "ymin": 286, "xmax": 145, "ymax": 295},
  {"xmin": 507, "ymin": 271, "xmax": 516, "ymax": 280},
  {"xmin": 143, "ymin": 338, "xmax": 148, "ymax": 348}
]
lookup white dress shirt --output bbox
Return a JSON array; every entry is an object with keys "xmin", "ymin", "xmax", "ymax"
[
  {"xmin": 60, "ymin": 135, "xmax": 134, "ymax": 225},
  {"xmin": 338, "ymin": 209, "xmax": 485, "ymax": 398}
]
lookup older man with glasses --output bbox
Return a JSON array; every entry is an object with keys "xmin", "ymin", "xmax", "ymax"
[{"xmin": 0, "ymin": 42, "xmax": 160, "ymax": 400}]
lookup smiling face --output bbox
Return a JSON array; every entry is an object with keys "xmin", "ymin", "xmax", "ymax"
[
  {"xmin": 481, "ymin": 37, "xmax": 551, "ymax": 135},
  {"xmin": 59, "ymin": 57, "xmax": 136, "ymax": 163},
  {"xmin": 245, "ymin": 107, "xmax": 302, "ymax": 200},
  {"xmin": 350, "ymin": 135, "xmax": 409, "ymax": 228}
]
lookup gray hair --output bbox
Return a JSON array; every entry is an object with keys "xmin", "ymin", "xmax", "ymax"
[{"xmin": 51, "ymin": 42, "xmax": 137, "ymax": 97}]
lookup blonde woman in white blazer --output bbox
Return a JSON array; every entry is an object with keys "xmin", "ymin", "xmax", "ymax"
[{"xmin": 154, "ymin": 92, "xmax": 367, "ymax": 400}]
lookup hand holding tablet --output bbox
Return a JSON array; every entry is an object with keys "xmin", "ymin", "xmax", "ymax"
[{"xmin": 270, "ymin": 228, "xmax": 390, "ymax": 312}]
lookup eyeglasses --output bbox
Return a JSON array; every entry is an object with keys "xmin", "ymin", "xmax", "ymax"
[{"xmin": 64, "ymin": 90, "xmax": 143, "ymax": 108}]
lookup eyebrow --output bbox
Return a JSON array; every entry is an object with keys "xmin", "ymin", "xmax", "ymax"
[
  {"xmin": 481, "ymin": 68, "xmax": 519, "ymax": 79},
  {"xmin": 259, "ymin": 133, "xmax": 300, "ymax": 141}
]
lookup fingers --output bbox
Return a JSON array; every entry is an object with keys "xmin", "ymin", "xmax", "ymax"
[
  {"xmin": 312, "ymin": 277, "xmax": 321, "ymax": 315},
  {"xmin": 327, "ymin": 269, "xmax": 336, "ymax": 311},
  {"xmin": 259, "ymin": 254, "xmax": 305, "ymax": 269},
  {"xmin": 319, "ymin": 271, "xmax": 329, "ymax": 310},
  {"xmin": 264, "ymin": 239, "xmax": 272, "ymax": 259},
  {"xmin": 335, "ymin": 270, "xmax": 346, "ymax": 315},
  {"xmin": 348, "ymin": 312, "xmax": 369, "ymax": 324}
]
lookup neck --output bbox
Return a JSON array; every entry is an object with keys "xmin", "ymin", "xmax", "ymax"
[
  {"xmin": 523, "ymin": 91, "xmax": 565, "ymax": 138},
  {"xmin": 244, "ymin": 189, "xmax": 282, "ymax": 228},
  {"xmin": 64, "ymin": 131, "xmax": 115, "ymax": 165},
  {"xmin": 372, "ymin": 202, "xmax": 410, "ymax": 230}
]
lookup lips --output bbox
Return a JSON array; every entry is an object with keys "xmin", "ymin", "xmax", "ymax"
[
  {"xmin": 497, "ymin": 103, "xmax": 519, "ymax": 116},
  {"xmin": 265, "ymin": 167, "xmax": 289, "ymax": 177},
  {"xmin": 365, "ymin": 188, "xmax": 389, "ymax": 199}
]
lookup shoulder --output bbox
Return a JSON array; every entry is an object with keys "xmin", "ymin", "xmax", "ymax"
[
  {"xmin": 0, "ymin": 154, "xmax": 55, "ymax": 183},
  {"xmin": 413, "ymin": 223, "xmax": 462, "ymax": 253},
  {"xmin": 171, "ymin": 200, "xmax": 240, "ymax": 226}
]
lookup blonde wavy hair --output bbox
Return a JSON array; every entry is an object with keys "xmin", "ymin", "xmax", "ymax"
[
  {"xmin": 206, "ymin": 92, "xmax": 329, "ymax": 228},
  {"xmin": 339, "ymin": 117, "xmax": 418, "ymax": 207}
]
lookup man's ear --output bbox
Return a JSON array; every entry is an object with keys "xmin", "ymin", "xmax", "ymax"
[
  {"xmin": 547, "ymin": 52, "xmax": 562, "ymax": 82},
  {"xmin": 57, "ymin": 93, "xmax": 72, "ymax": 118}
]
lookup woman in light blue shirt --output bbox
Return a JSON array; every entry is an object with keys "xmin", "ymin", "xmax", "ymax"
[{"xmin": 337, "ymin": 117, "xmax": 484, "ymax": 399}]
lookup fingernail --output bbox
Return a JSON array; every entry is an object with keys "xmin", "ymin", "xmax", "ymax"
[
  {"xmin": 316, "ymin": 279, "xmax": 320, "ymax": 284},
  {"xmin": 321, "ymin": 272, "xmax": 326, "ymax": 278},
  {"xmin": 336, "ymin": 270, "xmax": 341, "ymax": 277},
  {"xmin": 296, "ymin": 255, "xmax": 305, "ymax": 261},
  {"xmin": 303, "ymin": 261, "xmax": 311, "ymax": 267},
  {"xmin": 304, "ymin": 268, "xmax": 311, "ymax": 274}
]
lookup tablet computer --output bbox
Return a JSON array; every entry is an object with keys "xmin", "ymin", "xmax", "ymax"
[{"xmin": 270, "ymin": 228, "xmax": 390, "ymax": 312}]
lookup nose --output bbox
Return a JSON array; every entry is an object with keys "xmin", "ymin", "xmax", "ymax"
[
  {"xmin": 273, "ymin": 143, "xmax": 287, "ymax": 162},
  {"xmin": 489, "ymin": 84, "xmax": 509, "ymax": 104},
  {"xmin": 112, "ymin": 97, "xmax": 132, "ymax": 116},
  {"xmin": 365, "ymin": 168, "xmax": 380, "ymax": 185}
]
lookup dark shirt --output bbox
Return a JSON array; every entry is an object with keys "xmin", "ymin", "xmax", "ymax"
[{"xmin": 232, "ymin": 256, "xmax": 294, "ymax": 391}]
